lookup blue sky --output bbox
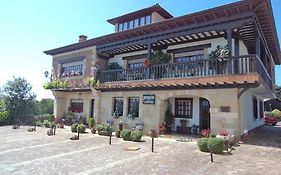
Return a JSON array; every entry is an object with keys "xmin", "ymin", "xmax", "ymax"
[{"xmin": 0, "ymin": 0, "xmax": 280, "ymax": 99}]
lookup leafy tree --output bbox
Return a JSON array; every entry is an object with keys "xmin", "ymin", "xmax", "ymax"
[
  {"xmin": 34, "ymin": 98, "xmax": 54, "ymax": 115},
  {"xmin": 3, "ymin": 77, "xmax": 36, "ymax": 124}
]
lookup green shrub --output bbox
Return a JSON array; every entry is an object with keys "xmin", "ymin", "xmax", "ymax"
[
  {"xmin": 115, "ymin": 129, "xmax": 121, "ymax": 138},
  {"xmin": 77, "ymin": 124, "xmax": 86, "ymax": 133},
  {"xmin": 44, "ymin": 120, "xmax": 51, "ymax": 128},
  {"xmin": 0, "ymin": 111, "xmax": 9, "ymax": 126},
  {"xmin": 35, "ymin": 121, "xmax": 42, "ymax": 127},
  {"xmin": 89, "ymin": 118, "xmax": 95, "ymax": 128},
  {"xmin": 197, "ymin": 138, "xmax": 209, "ymax": 152},
  {"xmin": 272, "ymin": 109, "xmax": 281, "ymax": 121},
  {"xmin": 97, "ymin": 123, "xmax": 112, "ymax": 131},
  {"xmin": 48, "ymin": 114, "xmax": 55, "ymax": 122},
  {"xmin": 121, "ymin": 129, "xmax": 131, "ymax": 141},
  {"xmin": 130, "ymin": 130, "xmax": 143, "ymax": 142},
  {"xmin": 207, "ymin": 138, "xmax": 224, "ymax": 154},
  {"xmin": 71, "ymin": 123, "xmax": 79, "ymax": 132}
]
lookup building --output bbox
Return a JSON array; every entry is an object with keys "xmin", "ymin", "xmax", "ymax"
[{"xmin": 44, "ymin": 0, "xmax": 280, "ymax": 137}]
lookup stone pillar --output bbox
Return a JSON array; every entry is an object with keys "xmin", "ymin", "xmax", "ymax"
[{"xmin": 53, "ymin": 91, "xmax": 67, "ymax": 118}]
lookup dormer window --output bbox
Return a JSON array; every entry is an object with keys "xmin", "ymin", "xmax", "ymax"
[{"xmin": 117, "ymin": 15, "xmax": 152, "ymax": 32}]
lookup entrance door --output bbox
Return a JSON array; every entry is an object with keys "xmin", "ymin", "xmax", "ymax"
[
  {"xmin": 199, "ymin": 98, "xmax": 210, "ymax": 130},
  {"xmin": 90, "ymin": 99, "xmax": 95, "ymax": 118}
]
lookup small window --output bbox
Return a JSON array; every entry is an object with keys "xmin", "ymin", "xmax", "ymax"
[
  {"xmin": 128, "ymin": 97, "xmax": 139, "ymax": 118},
  {"xmin": 134, "ymin": 19, "xmax": 139, "ymax": 27},
  {"xmin": 128, "ymin": 62, "xmax": 144, "ymax": 68},
  {"xmin": 113, "ymin": 97, "xmax": 123, "ymax": 116},
  {"xmin": 129, "ymin": 20, "xmax": 134, "ymax": 29},
  {"xmin": 253, "ymin": 96, "xmax": 258, "ymax": 119},
  {"xmin": 175, "ymin": 98, "xmax": 193, "ymax": 118},
  {"xmin": 118, "ymin": 23, "xmax": 123, "ymax": 31},
  {"xmin": 140, "ymin": 17, "xmax": 145, "ymax": 26},
  {"xmin": 69, "ymin": 101, "xmax": 83, "ymax": 113},
  {"xmin": 145, "ymin": 15, "xmax": 151, "ymax": 24},
  {"xmin": 61, "ymin": 63, "xmax": 83, "ymax": 77},
  {"xmin": 123, "ymin": 22, "xmax": 128, "ymax": 30},
  {"xmin": 259, "ymin": 99, "xmax": 264, "ymax": 118}
]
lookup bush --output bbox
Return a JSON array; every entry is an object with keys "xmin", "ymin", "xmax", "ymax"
[
  {"xmin": 115, "ymin": 129, "xmax": 121, "ymax": 138},
  {"xmin": 207, "ymin": 138, "xmax": 224, "ymax": 154},
  {"xmin": 48, "ymin": 114, "xmax": 55, "ymax": 122},
  {"xmin": 77, "ymin": 124, "xmax": 86, "ymax": 133},
  {"xmin": 44, "ymin": 120, "xmax": 51, "ymax": 128},
  {"xmin": 89, "ymin": 118, "xmax": 95, "ymax": 128},
  {"xmin": 197, "ymin": 138, "xmax": 209, "ymax": 152},
  {"xmin": 120, "ymin": 129, "xmax": 131, "ymax": 141},
  {"xmin": 97, "ymin": 123, "xmax": 112, "ymax": 131},
  {"xmin": 130, "ymin": 130, "xmax": 143, "ymax": 142},
  {"xmin": 50, "ymin": 122, "xmax": 56, "ymax": 128},
  {"xmin": 0, "ymin": 111, "xmax": 9, "ymax": 126},
  {"xmin": 272, "ymin": 109, "xmax": 281, "ymax": 121},
  {"xmin": 71, "ymin": 123, "xmax": 79, "ymax": 132},
  {"xmin": 35, "ymin": 121, "xmax": 42, "ymax": 127}
]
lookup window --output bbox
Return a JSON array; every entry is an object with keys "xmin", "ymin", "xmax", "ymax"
[
  {"xmin": 123, "ymin": 22, "xmax": 128, "ymax": 30},
  {"xmin": 69, "ymin": 101, "xmax": 83, "ymax": 113},
  {"xmin": 61, "ymin": 63, "xmax": 83, "ymax": 77},
  {"xmin": 128, "ymin": 62, "xmax": 144, "ymax": 68},
  {"xmin": 140, "ymin": 17, "xmax": 145, "ymax": 26},
  {"xmin": 259, "ymin": 99, "xmax": 264, "ymax": 118},
  {"xmin": 175, "ymin": 54, "xmax": 204, "ymax": 63},
  {"xmin": 134, "ymin": 19, "xmax": 139, "ymax": 27},
  {"xmin": 113, "ymin": 97, "xmax": 123, "ymax": 116},
  {"xmin": 128, "ymin": 97, "xmax": 139, "ymax": 118},
  {"xmin": 118, "ymin": 23, "xmax": 123, "ymax": 31},
  {"xmin": 175, "ymin": 98, "xmax": 193, "ymax": 118},
  {"xmin": 145, "ymin": 15, "xmax": 151, "ymax": 24},
  {"xmin": 129, "ymin": 20, "xmax": 134, "ymax": 29},
  {"xmin": 253, "ymin": 96, "xmax": 258, "ymax": 119}
]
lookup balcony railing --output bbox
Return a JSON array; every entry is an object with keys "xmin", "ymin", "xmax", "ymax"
[{"xmin": 98, "ymin": 55, "xmax": 272, "ymax": 89}]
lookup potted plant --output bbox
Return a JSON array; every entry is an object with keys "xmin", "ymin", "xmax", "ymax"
[
  {"xmin": 180, "ymin": 119, "xmax": 188, "ymax": 127},
  {"xmin": 159, "ymin": 123, "xmax": 166, "ymax": 134},
  {"xmin": 209, "ymin": 45, "xmax": 230, "ymax": 74},
  {"xmin": 54, "ymin": 117, "xmax": 64, "ymax": 128},
  {"xmin": 216, "ymin": 130, "xmax": 235, "ymax": 143}
]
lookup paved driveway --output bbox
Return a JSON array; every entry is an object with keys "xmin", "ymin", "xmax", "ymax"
[{"xmin": 0, "ymin": 124, "xmax": 280, "ymax": 175}]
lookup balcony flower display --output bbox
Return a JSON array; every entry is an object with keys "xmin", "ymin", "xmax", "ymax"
[{"xmin": 91, "ymin": 65, "xmax": 100, "ymax": 77}]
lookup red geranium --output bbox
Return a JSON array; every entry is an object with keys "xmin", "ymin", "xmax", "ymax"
[
  {"xmin": 144, "ymin": 58, "xmax": 150, "ymax": 68},
  {"xmin": 201, "ymin": 129, "xmax": 210, "ymax": 137},
  {"xmin": 219, "ymin": 130, "xmax": 229, "ymax": 136}
]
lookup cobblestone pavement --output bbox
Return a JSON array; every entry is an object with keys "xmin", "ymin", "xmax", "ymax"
[{"xmin": 0, "ymin": 124, "xmax": 280, "ymax": 175}]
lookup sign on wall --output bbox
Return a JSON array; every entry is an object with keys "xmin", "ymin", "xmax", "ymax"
[{"xmin": 142, "ymin": 94, "xmax": 155, "ymax": 104}]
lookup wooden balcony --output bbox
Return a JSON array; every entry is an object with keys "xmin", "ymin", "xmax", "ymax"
[{"xmin": 97, "ymin": 55, "xmax": 272, "ymax": 91}]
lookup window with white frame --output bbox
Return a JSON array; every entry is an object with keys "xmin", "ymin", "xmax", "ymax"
[{"xmin": 61, "ymin": 61, "xmax": 83, "ymax": 77}]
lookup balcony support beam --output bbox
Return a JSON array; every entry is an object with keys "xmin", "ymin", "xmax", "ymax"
[{"xmin": 147, "ymin": 43, "xmax": 152, "ymax": 60}]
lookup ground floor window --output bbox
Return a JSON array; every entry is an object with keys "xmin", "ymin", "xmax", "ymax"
[
  {"xmin": 69, "ymin": 100, "xmax": 83, "ymax": 113},
  {"xmin": 253, "ymin": 96, "xmax": 258, "ymax": 119},
  {"xmin": 128, "ymin": 97, "xmax": 139, "ymax": 118},
  {"xmin": 175, "ymin": 98, "xmax": 193, "ymax": 118},
  {"xmin": 259, "ymin": 99, "xmax": 264, "ymax": 118},
  {"xmin": 113, "ymin": 97, "xmax": 123, "ymax": 116}
]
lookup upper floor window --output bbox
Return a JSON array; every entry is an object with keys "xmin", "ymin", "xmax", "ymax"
[
  {"xmin": 117, "ymin": 15, "xmax": 152, "ymax": 31},
  {"xmin": 61, "ymin": 61, "xmax": 83, "ymax": 77}
]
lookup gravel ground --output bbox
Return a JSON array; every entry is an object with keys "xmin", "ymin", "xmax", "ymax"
[{"xmin": 0, "ymin": 124, "xmax": 280, "ymax": 175}]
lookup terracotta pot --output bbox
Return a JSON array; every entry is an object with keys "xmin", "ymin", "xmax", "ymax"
[{"xmin": 58, "ymin": 123, "xmax": 64, "ymax": 128}]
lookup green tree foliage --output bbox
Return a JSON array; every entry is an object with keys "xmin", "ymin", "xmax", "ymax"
[
  {"xmin": 34, "ymin": 98, "xmax": 54, "ymax": 115},
  {"xmin": 3, "ymin": 77, "xmax": 36, "ymax": 124},
  {"xmin": 0, "ymin": 99, "xmax": 9, "ymax": 125},
  {"xmin": 151, "ymin": 50, "xmax": 171, "ymax": 65}
]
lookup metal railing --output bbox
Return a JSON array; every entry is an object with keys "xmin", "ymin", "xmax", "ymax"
[{"xmin": 97, "ymin": 55, "xmax": 272, "ymax": 89}]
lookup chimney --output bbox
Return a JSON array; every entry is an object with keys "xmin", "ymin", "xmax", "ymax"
[{"xmin": 78, "ymin": 35, "xmax": 87, "ymax": 42}]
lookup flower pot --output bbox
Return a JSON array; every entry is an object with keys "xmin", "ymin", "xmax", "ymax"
[
  {"xmin": 58, "ymin": 123, "xmax": 64, "ymax": 128},
  {"xmin": 91, "ymin": 128, "xmax": 96, "ymax": 134},
  {"xmin": 180, "ymin": 120, "xmax": 187, "ymax": 127}
]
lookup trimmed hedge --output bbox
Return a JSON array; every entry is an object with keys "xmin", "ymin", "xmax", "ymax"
[
  {"xmin": 120, "ymin": 129, "xmax": 131, "ymax": 141},
  {"xmin": 77, "ymin": 124, "xmax": 86, "ymax": 133},
  {"xmin": 197, "ymin": 138, "xmax": 209, "ymax": 152},
  {"xmin": 130, "ymin": 130, "xmax": 143, "ymax": 142},
  {"xmin": 71, "ymin": 123, "xmax": 79, "ymax": 132},
  {"xmin": 207, "ymin": 138, "xmax": 224, "ymax": 154}
]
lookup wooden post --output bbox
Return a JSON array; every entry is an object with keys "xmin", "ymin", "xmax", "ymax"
[
  {"xmin": 109, "ymin": 130, "xmax": 112, "ymax": 145},
  {"xmin": 151, "ymin": 137, "xmax": 154, "ymax": 152},
  {"xmin": 227, "ymin": 29, "xmax": 233, "ymax": 74},
  {"xmin": 147, "ymin": 43, "xmax": 152, "ymax": 60},
  {"xmin": 77, "ymin": 129, "xmax": 80, "ymax": 139},
  {"xmin": 54, "ymin": 126, "xmax": 56, "ymax": 135},
  {"xmin": 210, "ymin": 151, "xmax": 214, "ymax": 163}
]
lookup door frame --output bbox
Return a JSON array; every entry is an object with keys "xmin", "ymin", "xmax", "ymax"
[{"xmin": 199, "ymin": 98, "xmax": 210, "ymax": 130}]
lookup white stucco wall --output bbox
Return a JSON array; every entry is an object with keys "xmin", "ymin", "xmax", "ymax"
[{"xmin": 239, "ymin": 89, "xmax": 264, "ymax": 135}]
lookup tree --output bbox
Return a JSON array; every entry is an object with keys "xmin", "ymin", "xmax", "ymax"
[
  {"xmin": 3, "ymin": 77, "xmax": 36, "ymax": 124},
  {"xmin": 34, "ymin": 98, "xmax": 54, "ymax": 115}
]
